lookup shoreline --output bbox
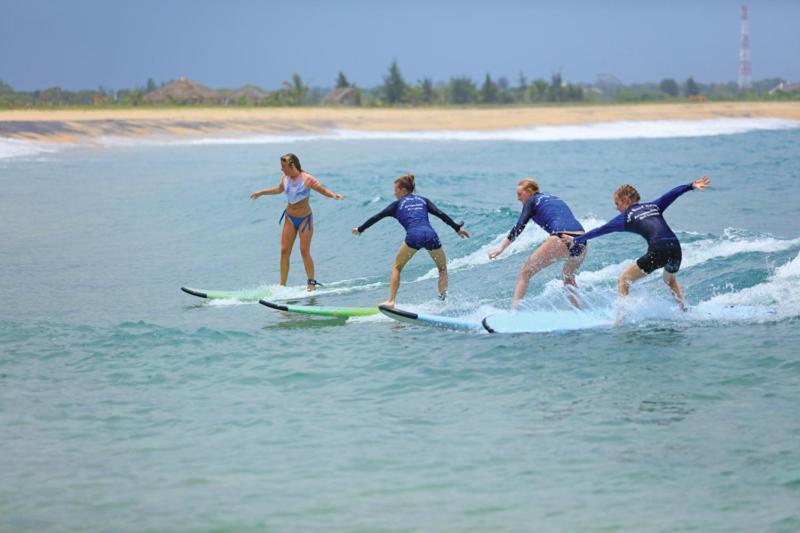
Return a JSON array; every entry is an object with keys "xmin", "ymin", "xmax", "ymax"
[{"xmin": 2, "ymin": 102, "xmax": 800, "ymax": 144}]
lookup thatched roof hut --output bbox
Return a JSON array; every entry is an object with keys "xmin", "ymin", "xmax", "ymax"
[
  {"xmin": 223, "ymin": 85, "xmax": 272, "ymax": 105},
  {"xmin": 143, "ymin": 78, "xmax": 222, "ymax": 104},
  {"xmin": 322, "ymin": 86, "xmax": 360, "ymax": 106}
]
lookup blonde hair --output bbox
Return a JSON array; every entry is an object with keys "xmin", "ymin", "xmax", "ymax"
[
  {"xmin": 518, "ymin": 178, "xmax": 539, "ymax": 194},
  {"xmin": 614, "ymin": 184, "xmax": 640, "ymax": 204},
  {"xmin": 394, "ymin": 174, "xmax": 416, "ymax": 193}
]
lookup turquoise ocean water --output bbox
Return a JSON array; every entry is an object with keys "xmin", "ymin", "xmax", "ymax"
[{"xmin": 2, "ymin": 119, "xmax": 800, "ymax": 531}]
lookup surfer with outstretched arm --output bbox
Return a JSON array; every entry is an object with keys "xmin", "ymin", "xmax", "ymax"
[
  {"xmin": 250, "ymin": 153, "xmax": 343, "ymax": 291},
  {"xmin": 488, "ymin": 178, "xmax": 587, "ymax": 309},
  {"xmin": 561, "ymin": 176, "xmax": 711, "ymax": 314},
  {"xmin": 352, "ymin": 174, "xmax": 470, "ymax": 307}
]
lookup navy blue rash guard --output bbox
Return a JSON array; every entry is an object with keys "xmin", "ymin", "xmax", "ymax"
[
  {"xmin": 357, "ymin": 194, "xmax": 462, "ymax": 235},
  {"xmin": 507, "ymin": 192, "xmax": 584, "ymax": 241},
  {"xmin": 573, "ymin": 183, "xmax": 694, "ymax": 247}
]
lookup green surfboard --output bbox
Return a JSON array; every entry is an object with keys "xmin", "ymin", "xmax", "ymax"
[
  {"xmin": 259, "ymin": 300, "xmax": 379, "ymax": 318},
  {"xmin": 181, "ymin": 286, "xmax": 271, "ymax": 302}
]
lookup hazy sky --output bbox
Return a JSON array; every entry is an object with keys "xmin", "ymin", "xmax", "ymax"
[{"xmin": 1, "ymin": 0, "xmax": 798, "ymax": 91}]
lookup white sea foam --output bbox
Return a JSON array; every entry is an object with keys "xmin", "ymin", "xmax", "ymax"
[
  {"xmin": 700, "ymin": 252, "xmax": 800, "ymax": 319},
  {"xmin": 508, "ymin": 268, "xmax": 792, "ymax": 332},
  {"xmin": 618, "ymin": 254, "xmax": 798, "ymax": 326},
  {"xmin": 681, "ymin": 229, "xmax": 800, "ymax": 269},
  {"xmin": 94, "ymin": 118, "xmax": 800, "ymax": 148},
  {"xmin": 204, "ymin": 278, "xmax": 386, "ymax": 306},
  {"xmin": 499, "ymin": 230, "xmax": 800, "ymax": 327},
  {"xmin": 536, "ymin": 229, "xmax": 800, "ymax": 290},
  {"xmin": 581, "ymin": 247, "xmax": 800, "ymax": 327},
  {"xmin": 332, "ymin": 118, "xmax": 800, "ymax": 142},
  {"xmin": 96, "ymin": 133, "xmax": 322, "ymax": 148},
  {"xmin": 0, "ymin": 138, "xmax": 63, "ymax": 160}
]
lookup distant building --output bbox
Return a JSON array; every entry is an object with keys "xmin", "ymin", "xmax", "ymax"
[
  {"xmin": 143, "ymin": 77, "xmax": 222, "ymax": 104},
  {"xmin": 222, "ymin": 85, "xmax": 272, "ymax": 105},
  {"xmin": 769, "ymin": 82, "xmax": 800, "ymax": 94},
  {"xmin": 595, "ymin": 73, "xmax": 623, "ymax": 93},
  {"xmin": 322, "ymin": 86, "xmax": 361, "ymax": 106}
]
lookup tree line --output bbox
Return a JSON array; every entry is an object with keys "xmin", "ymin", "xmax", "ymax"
[{"xmin": 1, "ymin": 61, "xmax": 797, "ymax": 109}]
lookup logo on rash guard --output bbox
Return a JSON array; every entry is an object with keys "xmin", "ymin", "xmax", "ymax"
[
  {"xmin": 534, "ymin": 193, "xmax": 553, "ymax": 207},
  {"xmin": 626, "ymin": 203, "xmax": 660, "ymax": 223},
  {"xmin": 400, "ymin": 196, "xmax": 425, "ymax": 212}
]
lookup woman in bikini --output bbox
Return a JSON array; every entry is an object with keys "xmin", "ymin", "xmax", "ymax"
[{"xmin": 250, "ymin": 153, "xmax": 343, "ymax": 291}]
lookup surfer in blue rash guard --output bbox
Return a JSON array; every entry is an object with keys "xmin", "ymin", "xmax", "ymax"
[
  {"xmin": 489, "ymin": 178, "xmax": 587, "ymax": 309},
  {"xmin": 561, "ymin": 176, "xmax": 711, "ymax": 312},
  {"xmin": 352, "ymin": 174, "xmax": 470, "ymax": 307}
]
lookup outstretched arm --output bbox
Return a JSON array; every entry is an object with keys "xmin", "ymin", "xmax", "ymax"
[
  {"xmin": 489, "ymin": 238, "xmax": 512, "ymax": 259},
  {"xmin": 426, "ymin": 198, "xmax": 464, "ymax": 233},
  {"xmin": 506, "ymin": 199, "xmax": 536, "ymax": 242},
  {"xmin": 568, "ymin": 214, "xmax": 626, "ymax": 246},
  {"xmin": 652, "ymin": 176, "xmax": 710, "ymax": 211},
  {"xmin": 250, "ymin": 178, "xmax": 285, "ymax": 199},
  {"xmin": 352, "ymin": 201, "xmax": 398, "ymax": 235},
  {"xmin": 489, "ymin": 200, "xmax": 535, "ymax": 259},
  {"xmin": 309, "ymin": 180, "xmax": 343, "ymax": 200}
]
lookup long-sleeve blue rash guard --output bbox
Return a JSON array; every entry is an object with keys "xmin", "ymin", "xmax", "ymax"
[
  {"xmin": 507, "ymin": 193, "xmax": 584, "ymax": 242},
  {"xmin": 573, "ymin": 183, "xmax": 694, "ymax": 247},
  {"xmin": 357, "ymin": 194, "xmax": 462, "ymax": 235}
]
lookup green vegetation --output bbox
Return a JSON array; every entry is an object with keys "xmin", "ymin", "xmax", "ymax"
[
  {"xmin": 335, "ymin": 72, "xmax": 350, "ymax": 89},
  {"xmin": 1, "ymin": 61, "xmax": 798, "ymax": 109},
  {"xmin": 382, "ymin": 61, "xmax": 408, "ymax": 104}
]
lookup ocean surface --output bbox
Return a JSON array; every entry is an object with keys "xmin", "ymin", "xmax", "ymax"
[{"xmin": 2, "ymin": 118, "xmax": 799, "ymax": 531}]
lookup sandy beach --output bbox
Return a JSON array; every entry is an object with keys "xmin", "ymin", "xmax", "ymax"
[{"xmin": 1, "ymin": 102, "xmax": 799, "ymax": 143}]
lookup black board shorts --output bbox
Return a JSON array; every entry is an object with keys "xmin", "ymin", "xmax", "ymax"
[{"xmin": 637, "ymin": 240, "xmax": 682, "ymax": 274}]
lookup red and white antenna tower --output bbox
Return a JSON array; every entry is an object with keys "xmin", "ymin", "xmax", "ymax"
[{"xmin": 739, "ymin": 5, "xmax": 752, "ymax": 90}]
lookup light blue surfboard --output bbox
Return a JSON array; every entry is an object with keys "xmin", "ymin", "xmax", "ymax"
[
  {"xmin": 381, "ymin": 306, "xmax": 612, "ymax": 334},
  {"xmin": 481, "ymin": 309, "xmax": 612, "ymax": 334}
]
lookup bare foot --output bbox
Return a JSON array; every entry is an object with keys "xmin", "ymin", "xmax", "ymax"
[
  {"xmin": 379, "ymin": 300, "xmax": 395, "ymax": 308},
  {"xmin": 307, "ymin": 284, "xmax": 317, "ymax": 292}
]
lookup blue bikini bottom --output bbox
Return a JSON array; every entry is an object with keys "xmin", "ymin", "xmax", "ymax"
[{"xmin": 279, "ymin": 210, "xmax": 313, "ymax": 233}]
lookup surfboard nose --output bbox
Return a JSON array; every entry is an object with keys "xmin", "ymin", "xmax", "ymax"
[
  {"xmin": 379, "ymin": 305, "xmax": 419, "ymax": 319},
  {"xmin": 181, "ymin": 286, "xmax": 208, "ymax": 298},
  {"xmin": 259, "ymin": 300, "xmax": 289, "ymax": 311}
]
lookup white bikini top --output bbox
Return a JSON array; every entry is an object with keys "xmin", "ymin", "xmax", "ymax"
[{"xmin": 283, "ymin": 172, "xmax": 319, "ymax": 204}]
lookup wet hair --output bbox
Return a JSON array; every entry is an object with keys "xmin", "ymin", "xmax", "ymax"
[
  {"xmin": 280, "ymin": 153, "xmax": 302, "ymax": 172},
  {"xmin": 517, "ymin": 178, "xmax": 540, "ymax": 194},
  {"xmin": 614, "ymin": 184, "xmax": 640, "ymax": 204},
  {"xmin": 394, "ymin": 174, "xmax": 416, "ymax": 193}
]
